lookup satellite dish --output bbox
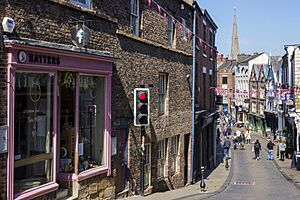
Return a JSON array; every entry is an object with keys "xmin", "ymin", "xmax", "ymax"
[{"xmin": 70, "ymin": 24, "xmax": 90, "ymax": 47}]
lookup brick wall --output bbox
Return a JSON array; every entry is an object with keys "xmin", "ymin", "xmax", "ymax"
[{"xmin": 195, "ymin": 10, "xmax": 217, "ymax": 112}]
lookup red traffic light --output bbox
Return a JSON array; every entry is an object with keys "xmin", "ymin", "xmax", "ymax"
[
  {"xmin": 88, "ymin": 105, "xmax": 96, "ymax": 113},
  {"xmin": 134, "ymin": 88, "xmax": 150, "ymax": 126},
  {"xmin": 138, "ymin": 92, "xmax": 148, "ymax": 102}
]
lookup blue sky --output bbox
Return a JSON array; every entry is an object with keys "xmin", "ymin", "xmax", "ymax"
[{"xmin": 197, "ymin": 0, "xmax": 299, "ymax": 57}]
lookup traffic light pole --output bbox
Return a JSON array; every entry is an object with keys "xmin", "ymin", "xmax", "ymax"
[{"xmin": 140, "ymin": 126, "xmax": 145, "ymax": 196}]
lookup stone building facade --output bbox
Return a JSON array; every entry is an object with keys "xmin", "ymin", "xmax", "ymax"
[{"xmin": 0, "ymin": 0, "xmax": 205, "ymax": 199}]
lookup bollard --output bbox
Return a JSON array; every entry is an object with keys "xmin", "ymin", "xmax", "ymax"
[{"xmin": 200, "ymin": 166, "xmax": 206, "ymax": 192}]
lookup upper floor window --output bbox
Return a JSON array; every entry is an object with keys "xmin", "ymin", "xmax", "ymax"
[
  {"xmin": 222, "ymin": 77, "xmax": 228, "ymax": 85},
  {"xmin": 202, "ymin": 24, "xmax": 207, "ymax": 54},
  {"xmin": 203, "ymin": 23, "xmax": 207, "ymax": 41},
  {"xmin": 71, "ymin": 0, "xmax": 91, "ymax": 8},
  {"xmin": 130, "ymin": 0, "xmax": 140, "ymax": 36},
  {"xmin": 181, "ymin": 18, "xmax": 187, "ymax": 40},
  {"xmin": 159, "ymin": 73, "xmax": 168, "ymax": 115},
  {"xmin": 168, "ymin": 16, "xmax": 175, "ymax": 48},
  {"xmin": 209, "ymin": 29, "xmax": 214, "ymax": 46},
  {"xmin": 209, "ymin": 30, "xmax": 214, "ymax": 59}
]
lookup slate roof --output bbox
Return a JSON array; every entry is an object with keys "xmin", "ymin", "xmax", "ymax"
[
  {"xmin": 239, "ymin": 53, "xmax": 264, "ymax": 64},
  {"xmin": 237, "ymin": 54, "xmax": 251, "ymax": 63},
  {"xmin": 217, "ymin": 60, "xmax": 236, "ymax": 72}
]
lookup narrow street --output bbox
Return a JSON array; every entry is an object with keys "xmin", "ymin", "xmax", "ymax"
[{"xmin": 202, "ymin": 136, "xmax": 300, "ymax": 200}]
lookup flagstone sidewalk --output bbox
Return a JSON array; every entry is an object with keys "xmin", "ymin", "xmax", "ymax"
[{"xmin": 123, "ymin": 157, "xmax": 232, "ymax": 200}]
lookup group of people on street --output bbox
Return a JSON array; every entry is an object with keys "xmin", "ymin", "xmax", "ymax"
[{"xmin": 222, "ymin": 129, "xmax": 287, "ymax": 162}]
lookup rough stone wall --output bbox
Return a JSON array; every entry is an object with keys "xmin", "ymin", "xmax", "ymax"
[
  {"xmin": 1, "ymin": 0, "xmax": 194, "ymax": 198},
  {"xmin": 114, "ymin": 1, "xmax": 194, "ymax": 193},
  {"xmin": 77, "ymin": 175, "xmax": 115, "ymax": 200}
]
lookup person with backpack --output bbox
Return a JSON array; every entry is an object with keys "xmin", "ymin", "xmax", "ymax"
[
  {"xmin": 266, "ymin": 139, "xmax": 275, "ymax": 160},
  {"xmin": 254, "ymin": 139, "xmax": 261, "ymax": 160}
]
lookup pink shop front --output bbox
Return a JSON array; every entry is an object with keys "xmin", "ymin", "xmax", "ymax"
[{"xmin": 5, "ymin": 40, "xmax": 113, "ymax": 200}]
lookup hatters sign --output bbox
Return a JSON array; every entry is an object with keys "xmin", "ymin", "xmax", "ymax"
[{"xmin": 18, "ymin": 50, "xmax": 60, "ymax": 65}]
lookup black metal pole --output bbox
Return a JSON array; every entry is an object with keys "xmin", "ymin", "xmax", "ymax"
[{"xmin": 140, "ymin": 126, "xmax": 145, "ymax": 196}]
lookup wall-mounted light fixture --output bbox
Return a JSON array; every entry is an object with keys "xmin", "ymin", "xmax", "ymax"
[{"xmin": 2, "ymin": 17, "xmax": 15, "ymax": 33}]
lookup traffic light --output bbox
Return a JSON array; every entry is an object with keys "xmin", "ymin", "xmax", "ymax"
[{"xmin": 134, "ymin": 88, "xmax": 150, "ymax": 126}]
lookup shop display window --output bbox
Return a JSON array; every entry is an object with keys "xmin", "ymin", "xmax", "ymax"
[
  {"xmin": 59, "ymin": 73, "xmax": 105, "ymax": 173},
  {"xmin": 78, "ymin": 75, "xmax": 105, "ymax": 172},
  {"xmin": 14, "ymin": 72, "xmax": 54, "ymax": 194}
]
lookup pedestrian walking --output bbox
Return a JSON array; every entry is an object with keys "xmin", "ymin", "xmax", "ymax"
[
  {"xmin": 266, "ymin": 139, "xmax": 275, "ymax": 160},
  {"xmin": 245, "ymin": 130, "xmax": 251, "ymax": 144},
  {"xmin": 253, "ymin": 139, "xmax": 261, "ymax": 160},
  {"xmin": 279, "ymin": 139, "xmax": 287, "ymax": 161},
  {"xmin": 223, "ymin": 136, "xmax": 231, "ymax": 158}
]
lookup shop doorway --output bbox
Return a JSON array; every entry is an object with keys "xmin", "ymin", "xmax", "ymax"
[
  {"xmin": 184, "ymin": 134, "xmax": 190, "ymax": 185},
  {"xmin": 115, "ymin": 129, "xmax": 128, "ymax": 193},
  {"xmin": 58, "ymin": 72, "xmax": 76, "ymax": 174}
]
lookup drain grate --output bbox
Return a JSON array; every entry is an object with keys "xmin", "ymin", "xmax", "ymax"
[{"xmin": 233, "ymin": 181, "xmax": 254, "ymax": 185}]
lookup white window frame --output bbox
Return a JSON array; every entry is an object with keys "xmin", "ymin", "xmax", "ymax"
[
  {"xmin": 144, "ymin": 143, "xmax": 151, "ymax": 187},
  {"xmin": 157, "ymin": 139, "xmax": 166, "ymax": 178},
  {"xmin": 71, "ymin": 0, "xmax": 91, "ymax": 8},
  {"xmin": 171, "ymin": 136, "xmax": 179, "ymax": 173},
  {"xmin": 130, "ymin": 0, "xmax": 140, "ymax": 36},
  {"xmin": 158, "ymin": 73, "xmax": 168, "ymax": 115}
]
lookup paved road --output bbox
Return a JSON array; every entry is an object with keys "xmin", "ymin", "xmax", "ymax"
[
  {"xmin": 180, "ymin": 136, "xmax": 300, "ymax": 200},
  {"xmin": 205, "ymin": 137, "xmax": 300, "ymax": 200}
]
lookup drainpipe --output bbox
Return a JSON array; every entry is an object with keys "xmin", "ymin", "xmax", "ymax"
[{"xmin": 190, "ymin": 1, "xmax": 196, "ymax": 183}]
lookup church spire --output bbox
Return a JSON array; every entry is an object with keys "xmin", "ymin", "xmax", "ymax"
[{"xmin": 230, "ymin": 8, "xmax": 239, "ymax": 61}]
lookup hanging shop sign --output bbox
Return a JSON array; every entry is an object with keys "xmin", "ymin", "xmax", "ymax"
[
  {"xmin": 18, "ymin": 50, "xmax": 60, "ymax": 65},
  {"xmin": 70, "ymin": 24, "xmax": 90, "ymax": 47}
]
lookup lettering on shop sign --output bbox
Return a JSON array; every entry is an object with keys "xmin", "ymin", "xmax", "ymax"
[
  {"xmin": 29, "ymin": 53, "xmax": 60, "ymax": 65},
  {"xmin": 18, "ymin": 50, "xmax": 60, "ymax": 65}
]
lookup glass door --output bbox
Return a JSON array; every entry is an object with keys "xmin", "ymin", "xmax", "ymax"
[{"xmin": 59, "ymin": 72, "xmax": 76, "ymax": 173}]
